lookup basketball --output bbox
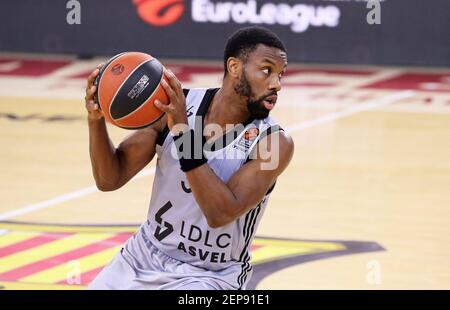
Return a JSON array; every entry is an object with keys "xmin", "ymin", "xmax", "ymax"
[{"xmin": 95, "ymin": 52, "xmax": 169, "ymax": 129}]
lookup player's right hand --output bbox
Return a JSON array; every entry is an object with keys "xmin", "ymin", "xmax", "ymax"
[{"xmin": 85, "ymin": 63, "xmax": 105, "ymax": 121}]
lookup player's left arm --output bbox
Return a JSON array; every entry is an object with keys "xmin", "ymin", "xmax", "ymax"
[{"xmin": 187, "ymin": 131, "xmax": 294, "ymax": 228}]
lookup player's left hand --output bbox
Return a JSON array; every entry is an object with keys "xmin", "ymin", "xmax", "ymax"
[{"xmin": 154, "ymin": 69, "xmax": 189, "ymax": 135}]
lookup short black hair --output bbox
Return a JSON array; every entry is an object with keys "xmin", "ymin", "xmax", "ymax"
[{"xmin": 223, "ymin": 26, "xmax": 286, "ymax": 75}]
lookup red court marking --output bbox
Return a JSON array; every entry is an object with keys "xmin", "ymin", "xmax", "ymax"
[
  {"xmin": 290, "ymin": 68, "xmax": 376, "ymax": 76},
  {"xmin": 69, "ymin": 65, "xmax": 375, "ymax": 83},
  {"xmin": 166, "ymin": 65, "xmax": 223, "ymax": 82},
  {"xmin": 284, "ymin": 82, "xmax": 337, "ymax": 87},
  {"xmin": 70, "ymin": 64, "xmax": 224, "ymax": 83},
  {"xmin": 0, "ymin": 233, "xmax": 72, "ymax": 259},
  {"xmin": 0, "ymin": 59, "xmax": 71, "ymax": 77},
  {"xmin": 424, "ymin": 97, "xmax": 433, "ymax": 104},
  {"xmin": 361, "ymin": 73, "xmax": 450, "ymax": 92},
  {"xmin": 0, "ymin": 233, "xmax": 131, "ymax": 281},
  {"xmin": 281, "ymin": 68, "xmax": 376, "ymax": 88},
  {"xmin": 59, "ymin": 265, "xmax": 104, "ymax": 285},
  {"xmin": 251, "ymin": 244, "xmax": 264, "ymax": 251}
]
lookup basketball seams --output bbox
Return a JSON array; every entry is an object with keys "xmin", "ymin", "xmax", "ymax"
[
  {"xmin": 96, "ymin": 52, "xmax": 128, "ymax": 108},
  {"xmin": 107, "ymin": 58, "xmax": 156, "ymax": 122},
  {"xmin": 113, "ymin": 66, "xmax": 165, "ymax": 122}
]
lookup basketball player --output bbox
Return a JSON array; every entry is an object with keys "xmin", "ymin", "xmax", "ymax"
[{"xmin": 85, "ymin": 26, "xmax": 294, "ymax": 290}]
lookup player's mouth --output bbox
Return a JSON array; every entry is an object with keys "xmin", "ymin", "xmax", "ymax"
[{"xmin": 263, "ymin": 95, "xmax": 277, "ymax": 110}]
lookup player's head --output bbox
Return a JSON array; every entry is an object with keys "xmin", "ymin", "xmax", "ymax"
[{"xmin": 224, "ymin": 26, "xmax": 288, "ymax": 119}]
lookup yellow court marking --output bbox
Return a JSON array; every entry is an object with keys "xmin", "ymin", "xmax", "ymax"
[
  {"xmin": 0, "ymin": 281, "xmax": 83, "ymax": 290},
  {"xmin": 0, "ymin": 233, "xmax": 115, "ymax": 273},
  {"xmin": 251, "ymin": 240, "xmax": 346, "ymax": 264},
  {"xmin": 0, "ymin": 231, "xmax": 40, "ymax": 248},
  {"xmin": 253, "ymin": 238, "xmax": 346, "ymax": 250},
  {"xmin": 0, "ymin": 222, "xmax": 138, "ymax": 234},
  {"xmin": 21, "ymin": 246, "xmax": 122, "ymax": 284}
]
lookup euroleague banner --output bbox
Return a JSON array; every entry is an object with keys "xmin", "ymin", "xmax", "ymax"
[{"xmin": 0, "ymin": 0, "xmax": 449, "ymax": 66}]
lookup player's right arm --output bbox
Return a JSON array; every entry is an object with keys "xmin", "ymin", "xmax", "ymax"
[{"xmin": 85, "ymin": 64, "xmax": 166, "ymax": 191}]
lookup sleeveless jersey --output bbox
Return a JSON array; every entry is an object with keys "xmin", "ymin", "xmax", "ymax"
[{"xmin": 142, "ymin": 88, "xmax": 282, "ymax": 289}]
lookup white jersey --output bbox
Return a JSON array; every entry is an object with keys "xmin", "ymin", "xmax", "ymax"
[{"xmin": 142, "ymin": 88, "xmax": 282, "ymax": 289}]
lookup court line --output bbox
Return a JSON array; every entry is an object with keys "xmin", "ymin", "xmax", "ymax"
[
  {"xmin": 0, "ymin": 169, "xmax": 155, "ymax": 221},
  {"xmin": 0, "ymin": 91, "xmax": 414, "ymax": 221},
  {"xmin": 286, "ymin": 90, "xmax": 414, "ymax": 132}
]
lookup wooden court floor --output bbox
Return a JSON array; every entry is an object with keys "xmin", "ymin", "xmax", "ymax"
[{"xmin": 0, "ymin": 54, "xmax": 449, "ymax": 289}]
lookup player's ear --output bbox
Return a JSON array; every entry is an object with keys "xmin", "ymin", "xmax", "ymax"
[{"xmin": 227, "ymin": 57, "xmax": 242, "ymax": 78}]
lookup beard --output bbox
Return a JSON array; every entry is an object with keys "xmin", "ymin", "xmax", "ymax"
[{"xmin": 234, "ymin": 71, "xmax": 275, "ymax": 119}]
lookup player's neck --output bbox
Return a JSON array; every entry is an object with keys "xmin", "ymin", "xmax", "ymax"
[{"xmin": 205, "ymin": 85, "xmax": 251, "ymax": 129}]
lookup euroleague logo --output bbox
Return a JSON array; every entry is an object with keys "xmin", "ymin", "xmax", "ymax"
[
  {"xmin": 111, "ymin": 64, "xmax": 124, "ymax": 75},
  {"xmin": 132, "ymin": 0, "xmax": 341, "ymax": 32},
  {"xmin": 133, "ymin": 0, "xmax": 185, "ymax": 26}
]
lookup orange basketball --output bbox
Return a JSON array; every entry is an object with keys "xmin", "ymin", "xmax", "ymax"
[{"xmin": 95, "ymin": 52, "xmax": 169, "ymax": 129}]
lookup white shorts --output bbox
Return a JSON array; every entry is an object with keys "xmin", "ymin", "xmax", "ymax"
[{"xmin": 88, "ymin": 225, "xmax": 242, "ymax": 290}]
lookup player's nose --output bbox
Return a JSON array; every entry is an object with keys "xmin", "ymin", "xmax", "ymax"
[{"xmin": 269, "ymin": 76, "xmax": 282, "ymax": 92}]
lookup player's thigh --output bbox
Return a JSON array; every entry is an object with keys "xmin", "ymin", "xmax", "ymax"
[{"xmin": 88, "ymin": 249, "xmax": 135, "ymax": 290}]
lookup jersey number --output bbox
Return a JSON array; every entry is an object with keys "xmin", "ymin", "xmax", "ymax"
[{"xmin": 154, "ymin": 201, "xmax": 174, "ymax": 241}]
